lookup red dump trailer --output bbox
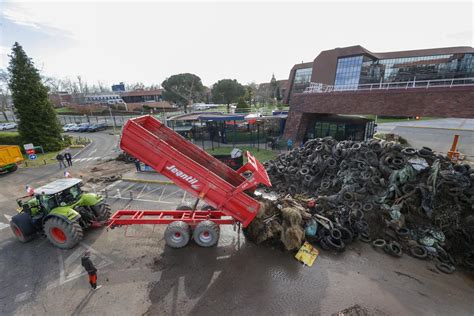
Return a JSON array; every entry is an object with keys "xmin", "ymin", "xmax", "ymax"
[{"xmin": 108, "ymin": 115, "xmax": 271, "ymax": 248}]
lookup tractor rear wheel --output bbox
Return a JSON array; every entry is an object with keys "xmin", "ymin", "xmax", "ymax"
[
  {"xmin": 164, "ymin": 221, "xmax": 191, "ymax": 248},
  {"xmin": 193, "ymin": 221, "xmax": 220, "ymax": 247},
  {"xmin": 94, "ymin": 203, "xmax": 111, "ymax": 221},
  {"xmin": 44, "ymin": 217, "xmax": 83, "ymax": 249}
]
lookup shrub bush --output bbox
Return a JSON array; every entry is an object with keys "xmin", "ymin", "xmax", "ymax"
[{"xmin": 0, "ymin": 132, "xmax": 22, "ymax": 146}]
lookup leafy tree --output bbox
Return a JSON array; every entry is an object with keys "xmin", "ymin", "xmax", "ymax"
[
  {"xmin": 8, "ymin": 42, "xmax": 63, "ymax": 151},
  {"xmin": 211, "ymin": 79, "xmax": 245, "ymax": 113},
  {"xmin": 162, "ymin": 73, "xmax": 204, "ymax": 112},
  {"xmin": 235, "ymin": 97, "xmax": 250, "ymax": 113}
]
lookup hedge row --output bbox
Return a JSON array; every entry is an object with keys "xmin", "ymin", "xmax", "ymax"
[{"xmin": 0, "ymin": 132, "xmax": 22, "ymax": 146}]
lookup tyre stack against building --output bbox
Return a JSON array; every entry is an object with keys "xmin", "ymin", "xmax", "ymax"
[{"xmin": 245, "ymin": 137, "xmax": 474, "ymax": 273}]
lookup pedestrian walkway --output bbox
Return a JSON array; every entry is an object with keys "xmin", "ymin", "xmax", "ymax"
[{"xmin": 73, "ymin": 156, "xmax": 115, "ymax": 163}]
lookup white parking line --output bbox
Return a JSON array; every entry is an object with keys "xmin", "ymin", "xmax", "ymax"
[{"xmin": 0, "ymin": 222, "xmax": 9, "ymax": 231}]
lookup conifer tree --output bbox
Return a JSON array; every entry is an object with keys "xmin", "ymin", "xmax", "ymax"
[{"xmin": 8, "ymin": 42, "xmax": 63, "ymax": 151}]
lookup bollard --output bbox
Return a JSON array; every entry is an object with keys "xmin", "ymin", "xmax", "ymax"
[
  {"xmin": 92, "ymin": 185, "xmax": 96, "ymax": 194},
  {"xmin": 104, "ymin": 188, "xmax": 108, "ymax": 198},
  {"xmin": 116, "ymin": 189, "xmax": 121, "ymax": 198},
  {"xmin": 129, "ymin": 191, "xmax": 133, "ymax": 200},
  {"xmin": 44, "ymin": 159, "xmax": 46, "ymax": 165}
]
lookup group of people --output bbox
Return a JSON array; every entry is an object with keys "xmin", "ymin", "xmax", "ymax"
[{"xmin": 56, "ymin": 151, "xmax": 73, "ymax": 169}]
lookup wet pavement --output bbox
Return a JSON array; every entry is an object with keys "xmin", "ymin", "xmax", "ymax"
[{"xmin": 1, "ymin": 131, "xmax": 474, "ymax": 315}]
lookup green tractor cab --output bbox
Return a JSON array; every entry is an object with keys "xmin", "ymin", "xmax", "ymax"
[{"xmin": 10, "ymin": 178, "xmax": 111, "ymax": 249}]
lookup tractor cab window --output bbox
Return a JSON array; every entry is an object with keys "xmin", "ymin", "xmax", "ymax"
[
  {"xmin": 60, "ymin": 185, "xmax": 81, "ymax": 204},
  {"xmin": 69, "ymin": 185, "xmax": 81, "ymax": 199},
  {"xmin": 39, "ymin": 194, "xmax": 58, "ymax": 212}
]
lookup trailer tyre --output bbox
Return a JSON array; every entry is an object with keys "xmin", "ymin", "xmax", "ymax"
[
  {"xmin": 193, "ymin": 221, "xmax": 220, "ymax": 247},
  {"xmin": 200, "ymin": 204, "xmax": 217, "ymax": 211},
  {"xmin": 165, "ymin": 221, "xmax": 191, "ymax": 248},
  {"xmin": 176, "ymin": 204, "xmax": 193, "ymax": 211}
]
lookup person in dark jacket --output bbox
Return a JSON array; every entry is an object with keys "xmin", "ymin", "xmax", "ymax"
[
  {"xmin": 134, "ymin": 158, "xmax": 141, "ymax": 172},
  {"xmin": 56, "ymin": 153, "xmax": 66, "ymax": 169},
  {"xmin": 81, "ymin": 251, "xmax": 99, "ymax": 290},
  {"xmin": 64, "ymin": 151, "xmax": 73, "ymax": 166}
]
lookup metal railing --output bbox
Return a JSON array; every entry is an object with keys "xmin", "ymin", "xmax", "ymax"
[{"xmin": 303, "ymin": 77, "xmax": 474, "ymax": 93}]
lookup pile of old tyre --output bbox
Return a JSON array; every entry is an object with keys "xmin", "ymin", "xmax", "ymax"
[{"xmin": 264, "ymin": 136, "xmax": 474, "ymax": 271}]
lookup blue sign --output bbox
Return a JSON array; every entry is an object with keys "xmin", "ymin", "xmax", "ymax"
[{"xmin": 29, "ymin": 154, "xmax": 37, "ymax": 160}]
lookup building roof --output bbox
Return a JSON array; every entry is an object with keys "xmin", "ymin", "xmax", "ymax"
[
  {"xmin": 35, "ymin": 178, "xmax": 82, "ymax": 195},
  {"xmin": 127, "ymin": 101, "xmax": 174, "ymax": 108},
  {"xmin": 167, "ymin": 112, "xmax": 246, "ymax": 121},
  {"xmin": 120, "ymin": 89, "xmax": 163, "ymax": 97}
]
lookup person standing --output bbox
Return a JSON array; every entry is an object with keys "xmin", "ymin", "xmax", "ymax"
[
  {"xmin": 56, "ymin": 153, "xmax": 66, "ymax": 169},
  {"xmin": 81, "ymin": 251, "xmax": 100, "ymax": 290},
  {"xmin": 134, "ymin": 158, "xmax": 141, "ymax": 172},
  {"xmin": 64, "ymin": 151, "xmax": 73, "ymax": 167},
  {"xmin": 287, "ymin": 138, "xmax": 293, "ymax": 151}
]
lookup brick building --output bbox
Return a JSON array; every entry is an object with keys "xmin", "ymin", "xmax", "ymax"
[{"xmin": 283, "ymin": 45, "xmax": 474, "ymax": 142}]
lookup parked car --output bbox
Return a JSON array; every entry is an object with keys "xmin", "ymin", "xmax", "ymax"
[
  {"xmin": 77, "ymin": 123, "xmax": 92, "ymax": 132},
  {"xmin": 63, "ymin": 123, "xmax": 77, "ymax": 132},
  {"xmin": 87, "ymin": 122, "xmax": 107, "ymax": 132},
  {"xmin": 69, "ymin": 124, "xmax": 82, "ymax": 132},
  {"xmin": 0, "ymin": 122, "xmax": 17, "ymax": 130}
]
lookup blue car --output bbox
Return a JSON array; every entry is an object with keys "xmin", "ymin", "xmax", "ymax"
[{"xmin": 77, "ymin": 123, "xmax": 92, "ymax": 132}]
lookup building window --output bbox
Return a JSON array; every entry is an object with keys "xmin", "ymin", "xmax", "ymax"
[
  {"xmin": 292, "ymin": 68, "xmax": 312, "ymax": 93},
  {"xmin": 334, "ymin": 55, "xmax": 363, "ymax": 90},
  {"xmin": 359, "ymin": 53, "xmax": 474, "ymax": 85}
]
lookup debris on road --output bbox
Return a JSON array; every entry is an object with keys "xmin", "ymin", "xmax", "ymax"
[
  {"xmin": 295, "ymin": 241, "xmax": 319, "ymax": 267},
  {"xmin": 248, "ymin": 137, "xmax": 474, "ymax": 271}
]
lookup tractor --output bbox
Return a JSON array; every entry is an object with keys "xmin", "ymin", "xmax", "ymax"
[{"xmin": 10, "ymin": 178, "xmax": 111, "ymax": 249}]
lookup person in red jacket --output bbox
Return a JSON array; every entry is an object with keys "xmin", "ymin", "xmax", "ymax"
[{"xmin": 81, "ymin": 251, "xmax": 101, "ymax": 290}]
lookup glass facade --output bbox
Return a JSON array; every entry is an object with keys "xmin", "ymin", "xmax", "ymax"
[
  {"xmin": 292, "ymin": 67, "xmax": 312, "ymax": 93},
  {"xmin": 334, "ymin": 53, "xmax": 474, "ymax": 89},
  {"xmin": 334, "ymin": 56, "xmax": 363, "ymax": 89}
]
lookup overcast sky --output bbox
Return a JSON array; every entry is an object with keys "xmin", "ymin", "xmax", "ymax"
[{"xmin": 1, "ymin": 0, "xmax": 472, "ymax": 87}]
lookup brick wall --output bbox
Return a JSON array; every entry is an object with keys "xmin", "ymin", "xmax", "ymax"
[{"xmin": 284, "ymin": 86, "xmax": 474, "ymax": 141}]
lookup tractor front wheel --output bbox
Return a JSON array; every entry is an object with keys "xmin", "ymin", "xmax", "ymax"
[
  {"xmin": 44, "ymin": 217, "xmax": 83, "ymax": 249},
  {"xmin": 10, "ymin": 221, "xmax": 34, "ymax": 243}
]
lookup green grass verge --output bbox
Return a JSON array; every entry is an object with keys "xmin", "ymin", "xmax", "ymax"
[
  {"xmin": 55, "ymin": 107, "xmax": 76, "ymax": 114},
  {"xmin": 364, "ymin": 115, "xmax": 440, "ymax": 124},
  {"xmin": 206, "ymin": 146, "xmax": 277, "ymax": 163},
  {"xmin": 21, "ymin": 150, "xmax": 63, "ymax": 167}
]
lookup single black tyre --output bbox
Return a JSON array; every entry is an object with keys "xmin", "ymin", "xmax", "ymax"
[
  {"xmin": 436, "ymin": 262, "xmax": 455, "ymax": 274},
  {"xmin": 372, "ymin": 239, "xmax": 386, "ymax": 248},
  {"xmin": 359, "ymin": 231, "xmax": 371, "ymax": 243},
  {"xmin": 388, "ymin": 241, "xmax": 403, "ymax": 257},
  {"xmin": 44, "ymin": 217, "xmax": 83, "ymax": 249},
  {"xmin": 164, "ymin": 221, "xmax": 191, "ymax": 248},
  {"xmin": 193, "ymin": 221, "xmax": 220, "ymax": 247},
  {"xmin": 325, "ymin": 236, "xmax": 345, "ymax": 252},
  {"xmin": 410, "ymin": 245, "xmax": 428, "ymax": 259}
]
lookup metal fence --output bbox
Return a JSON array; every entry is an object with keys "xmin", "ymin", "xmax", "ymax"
[{"xmin": 303, "ymin": 77, "xmax": 474, "ymax": 93}]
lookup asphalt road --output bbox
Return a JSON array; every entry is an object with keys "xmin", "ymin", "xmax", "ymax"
[
  {"xmin": 1, "ymin": 130, "xmax": 474, "ymax": 315},
  {"xmin": 378, "ymin": 118, "xmax": 474, "ymax": 158}
]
